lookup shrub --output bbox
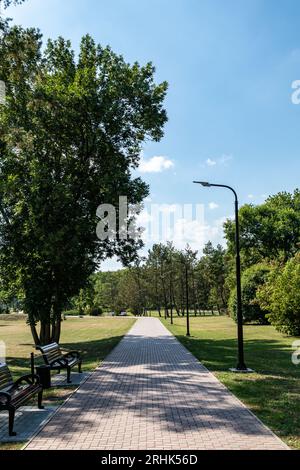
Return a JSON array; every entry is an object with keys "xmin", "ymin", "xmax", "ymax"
[
  {"xmin": 89, "ymin": 306, "xmax": 103, "ymax": 316},
  {"xmin": 229, "ymin": 263, "xmax": 271, "ymax": 324},
  {"xmin": 0, "ymin": 313, "xmax": 27, "ymax": 321},
  {"xmin": 62, "ymin": 309, "xmax": 81, "ymax": 316},
  {"xmin": 257, "ymin": 253, "xmax": 300, "ymax": 336}
]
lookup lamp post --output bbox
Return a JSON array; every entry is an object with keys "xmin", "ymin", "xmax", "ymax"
[
  {"xmin": 160, "ymin": 270, "xmax": 172, "ymax": 321},
  {"xmin": 193, "ymin": 181, "xmax": 252, "ymax": 372},
  {"xmin": 169, "ymin": 275, "xmax": 173, "ymax": 325},
  {"xmin": 171, "ymin": 258, "xmax": 190, "ymax": 336},
  {"xmin": 185, "ymin": 262, "xmax": 190, "ymax": 337}
]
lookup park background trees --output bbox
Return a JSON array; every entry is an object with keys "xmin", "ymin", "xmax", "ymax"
[{"xmin": 68, "ymin": 188, "xmax": 300, "ymax": 338}]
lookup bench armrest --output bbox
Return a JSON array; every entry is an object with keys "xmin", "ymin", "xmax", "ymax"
[
  {"xmin": 49, "ymin": 357, "xmax": 68, "ymax": 368},
  {"xmin": 0, "ymin": 390, "xmax": 11, "ymax": 405},
  {"xmin": 62, "ymin": 350, "xmax": 81, "ymax": 360},
  {"xmin": 13, "ymin": 373, "xmax": 41, "ymax": 389}
]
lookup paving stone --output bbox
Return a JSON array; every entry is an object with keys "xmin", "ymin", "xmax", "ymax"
[
  {"xmin": 26, "ymin": 318, "xmax": 288, "ymax": 450},
  {"xmin": 50, "ymin": 371, "xmax": 90, "ymax": 387},
  {"xmin": 0, "ymin": 406, "xmax": 57, "ymax": 443}
]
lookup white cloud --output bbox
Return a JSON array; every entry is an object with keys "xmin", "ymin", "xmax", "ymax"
[
  {"xmin": 208, "ymin": 202, "xmax": 219, "ymax": 210},
  {"xmin": 171, "ymin": 214, "xmax": 232, "ymax": 252},
  {"xmin": 159, "ymin": 204, "xmax": 178, "ymax": 214},
  {"xmin": 219, "ymin": 154, "xmax": 233, "ymax": 165},
  {"xmin": 135, "ymin": 203, "xmax": 233, "ymax": 253},
  {"xmin": 205, "ymin": 154, "xmax": 233, "ymax": 168},
  {"xmin": 245, "ymin": 193, "xmax": 268, "ymax": 203},
  {"xmin": 138, "ymin": 155, "xmax": 174, "ymax": 173}
]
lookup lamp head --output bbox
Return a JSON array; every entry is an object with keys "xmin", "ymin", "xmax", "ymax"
[{"xmin": 193, "ymin": 181, "xmax": 211, "ymax": 187}]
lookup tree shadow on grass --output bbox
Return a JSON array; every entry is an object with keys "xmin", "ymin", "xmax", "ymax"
[
  {"xmin": 176, "ymin": 335, "xmax": 298, "ymax": 374},
  {"xmin": 175, "ymin": 334, "xmax": 300, "ymax": 442},
  {"xmin": 4, "ymin": 335, "xmax": 126, "ymax": 378}
]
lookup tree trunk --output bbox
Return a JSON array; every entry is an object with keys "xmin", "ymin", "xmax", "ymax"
[
  {"xmin": 52, "ymin": 317, "xmax": 61, "ymax": 343},
  {"xmin": 30, "ymin": 323, "xmax": 40, "ymax": 346},
  {"xmin": 40, "ymin": 322, "xmax": 51, "ymax": 345},
  {"xmin": 173, "ymin": 295, "xmax": 180, "ymax": 316},
  {"xmin": 220, "ymin": 289, "xmax": 227, "ymax": 310},
  {"xmin": 191, "ymin": 272, "xmax": 199, "ymax": 316},
  {"xmin": 161, "ymin": 274, "xmax": 169, "ymax": 318}
]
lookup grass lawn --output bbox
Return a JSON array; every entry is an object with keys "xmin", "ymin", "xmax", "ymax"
[
  {"xmin": 161, "ymin": 315, "xmax": 300, "ymax": 449},
  {"xmin": 0, "ymin": 316, "xmax": 135, "ymax": 450}
]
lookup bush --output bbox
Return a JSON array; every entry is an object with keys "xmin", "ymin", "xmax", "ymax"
[
  {"xmin": 229, "ymin": 263, "xmax": 271, "ymax": 324},
  {"xmin": 62, "ymin": 309, "xmax": 81, "ymax": 316},
  {"xmin": 0, "ymin": 313, "xmax": 27, "ymax": 321},
  {"xmin": 0, "ymin": 304, "xmax": 10, "ymax": 314},
  {"xmin": 257, "ymin": 253, "xmax": 300, "ymax": 336},
  {"xmin": 89, "ymin": 306, "xmax": 103, "ymax": 316}
]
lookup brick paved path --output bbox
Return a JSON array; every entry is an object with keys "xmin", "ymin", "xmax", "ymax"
[{"xmin": 26, "ymin": 318, "xmax": 288, "ymax": 450}]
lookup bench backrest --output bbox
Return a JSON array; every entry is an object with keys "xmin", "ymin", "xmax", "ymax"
[
  {"xmin": 0, "ymin": 363, "xmax": 14, "ymax": 390},
  {"xmin": 37, "ymin": 342, "xmax": 62, "ymax": 365}
]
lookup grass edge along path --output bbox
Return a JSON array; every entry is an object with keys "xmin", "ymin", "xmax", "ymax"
[{"xmin": 161, "ymin": 315, "xmax": 300, "ymax": 449}]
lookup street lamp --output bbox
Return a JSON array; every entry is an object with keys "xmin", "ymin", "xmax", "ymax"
[
  {"xmin": 174, "ymin": 257, "xmax": 190, "ymax": 336},
  {"xmin": 193, "ymin": 181, "xmax": 252, "ymax": 372},
  {"xmin": 185, "ymin": 262, "xmax": 190, "ymax": 336},
  {"xmin": 169, "ymin": 274, "xmax": 174, "ymax": 325}
]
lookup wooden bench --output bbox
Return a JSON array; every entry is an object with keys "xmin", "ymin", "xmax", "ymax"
[
  {"xmin": 36, "ymin": 343, "xmax": 82, "ymax": 383},
  {"xmin": 0, "ymin": 363, "xmax": 43, "ymax": 436}
]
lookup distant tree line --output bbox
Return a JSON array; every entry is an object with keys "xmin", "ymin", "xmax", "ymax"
[
  {"xmin": 69, "ymin": 240, "xmax": 229, "ymax": 318},
  {"xmin": 70, "ymin": 189, "xmax": 300, "ymax": 336}
]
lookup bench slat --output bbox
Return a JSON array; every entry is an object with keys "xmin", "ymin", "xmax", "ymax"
[
  {"xmin": 38, "ymin": 343, "xmax": 62, "ymax": 364},
  {"xmin": 0, "ymin": 363, "xmax": 43, "ymax": 436},
  {"xmin": 0, "ymin": 364, "xmax": 14, "ymax": 389}
]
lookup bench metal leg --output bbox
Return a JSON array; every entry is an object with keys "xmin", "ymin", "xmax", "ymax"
[
  {"xmin": 8, "ymin": 407, "xmax": 16, "ymax": 436},
  {"xmin": 78, "ymin": 361, "xmax": 82, "ymax": 374},
  {"xmin": 67, "ymin": 366, "xmax": 71, "ymax": 383},
  {"xmin": 38, "ymin": 390, "xmax": 44, "ymax": 409}
]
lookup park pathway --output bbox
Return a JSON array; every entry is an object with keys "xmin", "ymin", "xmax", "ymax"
[{"xmin": 26, "ymin": 318, "xmax": 288, "ymax": 450}]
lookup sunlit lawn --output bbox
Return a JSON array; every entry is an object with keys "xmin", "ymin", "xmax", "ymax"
[
  {"xmin": 161, "ymin": 315, "xmax": 300, "ymax": 449},
  {"xmin": 0, "ymin": 316, "xmax": 135, "ymax": 449},
  {"xmin": 1, "ymin": 316, "xmax": 136, "ymax": 377}
]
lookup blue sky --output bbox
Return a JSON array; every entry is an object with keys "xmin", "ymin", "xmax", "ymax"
[{"xmin": 6, "ymin": 0, "xmax": 300, "ymax": 269}]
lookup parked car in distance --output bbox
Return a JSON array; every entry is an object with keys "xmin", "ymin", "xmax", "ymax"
[{"xmin": 119, "ymin": 311, "xmax": 127, "ymax": 316}]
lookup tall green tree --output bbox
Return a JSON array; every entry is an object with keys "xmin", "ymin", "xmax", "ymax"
[
  {"xmin": 229, "ymin": 262, "xmax": 271, "ymax": 324},
  {"xmin": 1, "ymin": 0, "xmax": 25, "ymax": 7},
  {"xmin": 0, "ymin": 27, "xmax": 167, "ymax": 344},
  {"xmin": 257, "ymin": 254, "xmax": 300, "ymax": 336},
  {"xmin": 224, "ymin": 190, "xmax": 300, "ymax": 266},
  {"xmin": 0, "ymin": 0, "xmax": 26, "ymax": 31},
  {"xmin": 201, "ymin": 242, "xmax": 229, "ymax": 313}
]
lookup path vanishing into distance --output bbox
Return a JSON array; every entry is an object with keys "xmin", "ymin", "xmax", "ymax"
[{"xmin": 26, "ymin": 318, "xmax": 288, "ymax": 450}]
